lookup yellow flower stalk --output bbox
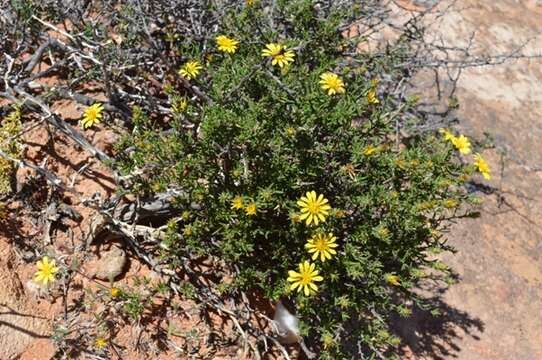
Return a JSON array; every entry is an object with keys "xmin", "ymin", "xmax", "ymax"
[
  {"xmin": 33, "ymin": 256, "xmax": 59, "ymax": 286},
  {"xmin": 305, "ymin": 233, "xmax": 338, "ymax": 262},
  {"xmin": 297, "ymin": 191, "xmax": 331, "ymax": 226},
  {"xmin": 178, "ymin": 60, "xmax": 203, "ymax": 80},
  {"xmin": 245, "ymin": 202, "xmax": 257, "ymax": 216},
  {"xmin": 319, "ymin": 72, "xmax": 345, "ymax": 95},
  {"xmin": 287, "ymin": 261, "xmax": 324, "ymax": 296},
  {"xmin": 81, "ymin": 103, "xmax": 104, "ymax": 129},
  {"xmin": 231, "ymin": 196, "xmax": 244, "ymax": 210},
  {"xmin": 261, "ymin": 43, "xmax": 295, "ymax": 68},
  {"xmin": 473, "ymin": 153, "xmax": 491, "ymax": 180},
  {"xmin": 216, "ymin": 35, "xmax": 239, "ymax": 54}
]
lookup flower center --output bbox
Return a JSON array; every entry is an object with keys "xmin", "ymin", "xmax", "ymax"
[
  {"xmin": 315, "ymin": 238, "xmax": 327, "ymax": 251},
  {"xmin": 328, "ymin": 79, "xmax": 339, "ymax": 89},
  {"xmin": 87, "ymin": 109, "xmax": 97, "ymax": 119},
  {"xmin": 308, "ymin": 201, "xmax": 320, "ymax": 215},
  {"xmin": 300, "ymin": 272, "xmax": 311, "ymax": 285}
]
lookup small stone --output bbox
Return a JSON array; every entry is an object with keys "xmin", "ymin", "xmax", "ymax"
[{"xmin": 90, "ymin": 245, "xmax": 128, "ymax": 281}]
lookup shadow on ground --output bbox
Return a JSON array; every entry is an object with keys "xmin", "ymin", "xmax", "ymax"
[{"xmin": 391, "ymin": 287, "xmax": 484, "ymax": 359}]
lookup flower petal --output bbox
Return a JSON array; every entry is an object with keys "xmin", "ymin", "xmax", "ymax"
[{"xmin": 288, "ymin": 270, "xmax": 300, "ymax": 278}]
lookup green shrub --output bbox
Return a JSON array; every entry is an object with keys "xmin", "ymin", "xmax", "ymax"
[
  {"xmin": 0, "ymin": 104, "xmax": 23, "ymax": 195},
  {"xmin": 111, "ymin": 1, "xmax": 478, "ymax": 358}
]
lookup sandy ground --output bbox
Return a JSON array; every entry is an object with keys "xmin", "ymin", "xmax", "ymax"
[{"xmin": 393, "ymin": 1, "xmax": 542, "ymax": 359}]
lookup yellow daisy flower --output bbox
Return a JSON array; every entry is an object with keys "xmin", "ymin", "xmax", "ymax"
[
  {"xmin": 231, "ymin": 196, "xmax": 244, "ymax": 210},
  {"xmin": 33, "ymin": 256, "xmax": 59, "ymax": 286},
  {"xmin": 366, "ymin": 89, "xmax": 379, "ymax": 104},
  {"xmin": 261, "ymin": 43, "xmax": 295, "ymax": 68},
  {"xmin": 297, "ymin": 191, "xmax": 332, "ymax": 226},
  {"xmin": 384, "ymin": 274, "xmax": 400, "ymax": 286},
  {"xmin": 95, "ymin": 337, "xmax": 107, "ymax": 349},
  {"xmin": 81, "ymin": 103, "xmax": 104, "ymax": 129},
  {"xmin": 451, "ymin": 134, "xmax": 471, "ymax": 154},
  {"xmin": 216, "ymin": 35, "xmax": 239, "ymax": 54},
  {"xmin": 245, "ymin": 202, "xmax": 257, "ymax": 216},
  {"xmin": 473, "ymin": 153, "xmax": 491, "ymax": 180},
  {"xmin": 287, "ymin": 261, "xmax": 324, "ymax": 296},
  {"xmin": 363, "ymin": 144, "xmax": 378, "ymax": 156},
  {"xmin": 305, "ymin": 233, "xmax": 338, "ymax": 262},
  {"xmin": 443, "ymin": 199, "xmax": 458, "ymax": 208},
  {"xmin": 110, "ymin": 287, "xmax": 121, "ymax": 298},
  {"xmin": 319, "ymin": 72, "xmax": 345, "ymax": 95},
  {"xmin": 178, "ymin": 60, "xmax": 203, "ymax": 80}
]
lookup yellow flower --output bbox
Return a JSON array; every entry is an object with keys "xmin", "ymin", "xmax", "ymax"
[
  {"xmin": 33, "ymin": 256, "xmax": 59, "ymax": 286},
  {"xmin": 287, "ymin": 261, "xmax": 324, "ymax": 296},
  {"xmin": 216, "ymin": 35, "xmax": 239, "ymax": 54},
  {"xmin": 384, "ymin": 274, "xmax": 400, "ymax": 286},
  {"xmin": 178, "ymin": 60, "xmax": 203, "ymax": 80},
  {"xmin": 319, "ymin": 72, "xmax": 345, "ymax": 95},
  {"xmin": 322, "ymin": 333, "xmax": 335, "ymax": 349},
  {"xmin": 366, "ymin": 89, "xmax": 379, "ymax": 104},
  {"xmin": 246, "ymin": 0, "xmax": 254, "ymax": 5},
  {"xmin": 183, "ymin": 225, "xmax": 193, "ymax": 237},
  {"xmin": 473, "ymin": 153, "xmax": 491, "ymax": 180},
  {"xmin": 305, "ymin": 233, "xmax": 338, "ymax": 262},
  {"xmin": 261, "ymin": 43, "xmax": 295, "ymax": 68},
  {"xmin": 297, "ymin": 191, "xmax": 332, "ymax": 226},
  {"xmin": 245, "ymin": 202, "xmax": 257, "ymax": 216},
  {"xmin": 439, "ymin": 128, "xmax": 455, "ymax": 141},
  {"xmin": 443, "ymin": 199, "xmax": 458, "ymax": 208},
  {"xmin": 363, "ymin": 144, "xmax": 378, "ymax": 156},
  {"xmin": 95, "ymin": 337, "xmax": 107, "ymax": 349},
  {"xmin": 451, "ymin": 134, "xmax": 471, "ymax": 154},
  {"xmin": 231, "ymin": 196, "xmax": 244, "ymax": 210},
  {"xmin": 110, "ymin": 287, "xmax": 121, "ymax": 298},
  {"xmin": 81, "ymin": 103, "xmax": 104, "ymax": 129}
]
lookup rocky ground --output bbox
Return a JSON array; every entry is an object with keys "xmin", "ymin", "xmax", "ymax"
[
  {"xmin": 393, "ymin": 1, "xmax": 542, "ymax": 359},
  {"xmin": 1, "ymin": 1, "xmax": 541, "ymax": 359}
]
